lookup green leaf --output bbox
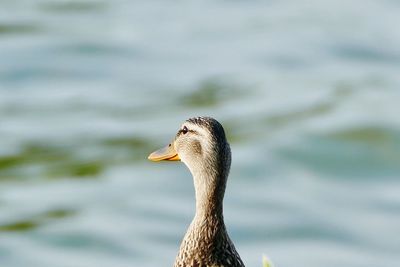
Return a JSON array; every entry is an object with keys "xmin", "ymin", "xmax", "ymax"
[{"xmin": 262, "ymin": 254, "xmax": 274, "ymax": 267}]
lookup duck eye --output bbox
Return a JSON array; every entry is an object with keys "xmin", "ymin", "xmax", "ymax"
[{"xmin": 182, "ymin": 126, "xmax": 188, "ymax": 134}]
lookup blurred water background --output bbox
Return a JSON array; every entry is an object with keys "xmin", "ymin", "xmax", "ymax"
[{"xmin": 1, "ymin": 1, "xmax": 400, "ymax": 267}]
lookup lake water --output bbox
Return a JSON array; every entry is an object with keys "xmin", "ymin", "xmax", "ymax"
[{"xmin": 0, "ymin": 1, "xmax": 399, "ymax": 267}]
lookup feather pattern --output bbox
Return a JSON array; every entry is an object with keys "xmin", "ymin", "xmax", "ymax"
[{"xmin": 172, "ymin": 117, "xmax": 245, "ymax": 267}]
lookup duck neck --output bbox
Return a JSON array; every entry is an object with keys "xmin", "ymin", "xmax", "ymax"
[{"xmin": 192, "ymin": 168, "xmax": 226, "ymax": 223}]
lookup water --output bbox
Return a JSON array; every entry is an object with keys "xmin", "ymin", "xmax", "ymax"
[{"xmin": 1, "ymin": 1, "xmax": 400, "ymax": 266}]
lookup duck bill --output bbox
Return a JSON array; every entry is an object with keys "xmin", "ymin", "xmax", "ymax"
[{"xmin": 148, "ymin": 142, "xmax": 180, "ymax": 162}]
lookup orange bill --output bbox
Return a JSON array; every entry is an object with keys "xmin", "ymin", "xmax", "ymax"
[{"xmin": 148, "ymin": 142, "xmax": 180, "ymax": 161}]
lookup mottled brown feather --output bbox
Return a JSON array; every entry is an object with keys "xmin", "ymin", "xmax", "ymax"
[{"xmin": 173, "ymin": 117, "xmax": 245, "ymax": 267}]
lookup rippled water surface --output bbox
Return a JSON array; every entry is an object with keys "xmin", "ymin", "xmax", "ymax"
[{"xmin": 1, "ymin": 1, "xmax": 400, "ymax": 267}]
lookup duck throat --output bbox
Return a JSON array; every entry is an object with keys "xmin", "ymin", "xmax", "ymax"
[
  {"xmin": 174, "ymin": 169, "xmax": 232, "ymax": 267},
  {"xmin": 192, "ymin": 167, "xmax": 227, "ymax": 221}
]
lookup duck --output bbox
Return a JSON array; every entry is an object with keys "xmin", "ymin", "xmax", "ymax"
[{"xmin": 148, "ymin": 116, "xmax": 245, "ymax": 267}]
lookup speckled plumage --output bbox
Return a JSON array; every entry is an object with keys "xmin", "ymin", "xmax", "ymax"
[{"xmin": 172, "ymin": 117, "xmax": 245, "ymax": 267}]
